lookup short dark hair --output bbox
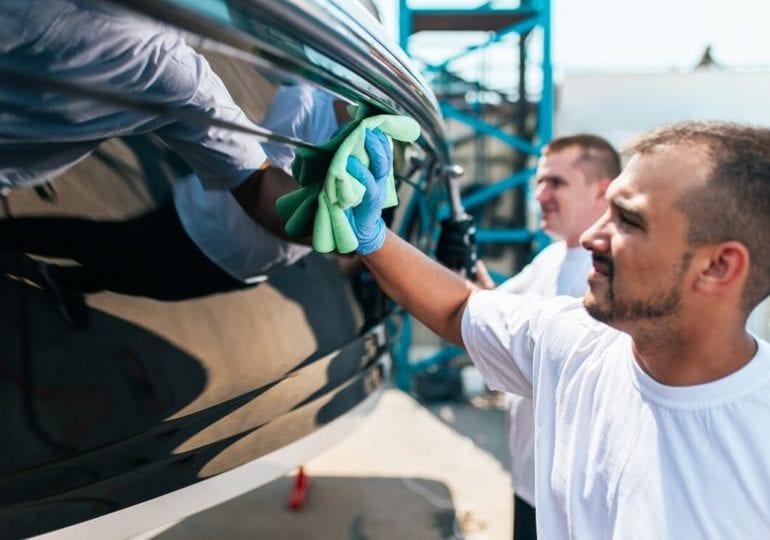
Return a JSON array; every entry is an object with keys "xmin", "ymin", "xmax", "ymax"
[
  {"xmin": 626, "ymin": 121, "xmax": 770, "ymax": 311},
  {"xmin": 543, "ymin": 134, "xmax": 621, "ymax": 182}
]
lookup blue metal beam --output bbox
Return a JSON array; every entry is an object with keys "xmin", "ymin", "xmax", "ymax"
[
  {"xmin": 441, "ymin": 103, "xmax": 540, "ymax": 155},
  {"xmin": 408, "ymin": 7, "xmax": 533, "ymax": 15},
  {"xmin": 431, "ymin": 17, "xmax": 540, "ymax": 70},
  {"xmin": 394, "ymin": 0, "xmax": 552, "ymax": 394},
  {"xmin": 475, "ymin": 228, "xmax": 534, "ymax": 244},
  {"xmin": 461, "ymin": 168, "xmax": 535, "ymax": 211}
]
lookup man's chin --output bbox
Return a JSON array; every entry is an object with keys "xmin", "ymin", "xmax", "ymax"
[
  {"xmin": 540, "ymin": 222, "xmax": 564, "ymax": 240},
  {"xmin": 583, "ymin": 294, "xmax": 613, "ymax": 324}
]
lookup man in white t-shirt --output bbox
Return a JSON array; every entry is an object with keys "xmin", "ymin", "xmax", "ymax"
[
  {"xmin": 0, "ymin": 84, "xmax": 344, "ymax": 326},
  {"xmin": 0, "ymin": 0, "xmax": 298, "ymax": 234},
  {"xmin": 472, "ymin": 135, "xmax": 620, "ymax": 539},
  {"xmin": 0, "ymin": 1, "xmax": 343, "ymax": 325},
  {"xmin": 171, "ymin": 84, "xmax": 344, "ymax": 288},
  {"xmin": 346, "ymin": 121, "xmax": 770, "ymax": 538}
]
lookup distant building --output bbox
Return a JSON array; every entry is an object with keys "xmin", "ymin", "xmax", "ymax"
[
  {"xmin": 556, "ymin": 69, "xmax": 770, "ymax": 149},
  {"xmin": 694, "ymin": 45, "xmax": 720, "ymax": 70}
]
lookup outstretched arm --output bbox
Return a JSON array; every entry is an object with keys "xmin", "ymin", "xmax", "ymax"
[
  {"xmin": 346, "ymin": 129, "xmax": 477, "ymax": 346},
  {"xmin": 231, "ymin": 165, "xmax": 300, "ymax": 242},
  {"xmin": 363, "ymin": 230, "xmax": 476, "ymax": 346}
]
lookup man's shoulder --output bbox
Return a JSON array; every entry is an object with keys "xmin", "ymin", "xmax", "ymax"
[
  {"xmin": 467, "ymin": 289, "xmax": 603, "ymax": 337},
  {"xmin": 272, "ymin": 85, "xmax": 317, "ymax": 110},
  {"xmin": 528, "ymin": 241, "xmax": 591, "ymax": 274},
  {"xmin": 530, "ymin": 241, "xmax": 567, "ymax": 263},
  {"xmin": 538, "ymin": 295, "xmax": 614, "ymax": 343}
]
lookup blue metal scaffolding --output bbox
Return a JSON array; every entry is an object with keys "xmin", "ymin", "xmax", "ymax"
[{"xmin": 392, "ymin": 0, "xmax": 553, "ymax": 393}]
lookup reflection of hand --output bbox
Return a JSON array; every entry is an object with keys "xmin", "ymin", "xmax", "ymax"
[
  {"xmin": 435, "ymin": 216, "xmax": 478, "ymax": 278},
  {"xmin": 344, "ymin": 128, "xmax": 392, "ymax": 255}
]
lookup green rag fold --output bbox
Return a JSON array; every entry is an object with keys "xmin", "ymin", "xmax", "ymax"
[{"xmin": 276, "ymin": 113, "xmax": 421, "ymax": 253}]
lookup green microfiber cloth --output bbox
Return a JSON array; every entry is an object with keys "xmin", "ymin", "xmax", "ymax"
[{"xmin": 276, "ymin": 113, "xmax": 420, "ymax": 253}]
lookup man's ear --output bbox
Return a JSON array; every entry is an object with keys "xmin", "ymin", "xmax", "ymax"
[
  {"xmin": 594, "ymin": 178, "xmax": 611, "ymax": 205},
  {"xmin": 694, "ymin": 241, "xmax": 750, "ymax": 294}
]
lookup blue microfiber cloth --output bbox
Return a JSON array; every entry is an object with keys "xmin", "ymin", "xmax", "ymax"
[{"xmin": 276, "ymin": 113, "xmax": 420, "ymax": 253}]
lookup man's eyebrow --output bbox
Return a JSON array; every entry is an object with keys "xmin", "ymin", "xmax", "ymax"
[
  {"xmin": 536, "ymin": 174, "xmax": 565, "ymax": 184},
  {"xmin": 611, "ymin": 197, "xmax": 647, "ymax": 225}
]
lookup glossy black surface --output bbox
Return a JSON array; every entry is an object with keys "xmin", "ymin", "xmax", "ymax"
[
  {"xmin": 0, "ymin": 155, "xmax": 389, "ymax": 536},
  {"xmin": 0, "ymin": 0, "xmax": 450, "ymax": 535}
]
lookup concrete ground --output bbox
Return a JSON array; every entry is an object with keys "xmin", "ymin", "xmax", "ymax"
[{"xmin": 153, "ymin": 386, "xmax": 512, "ymax": 540}]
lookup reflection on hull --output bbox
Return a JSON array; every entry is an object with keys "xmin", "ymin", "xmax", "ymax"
[
  {"xmin": 0, "ymin": 137, "xmax": 390, "ymax": 537},
  {"xmin": 0, "ymin": 247, "xmax": 389, "ymax": 537},
  {"xmin": 33, "ymin": 387, "xmax": 386, "ymax": 540},
  {"xmin": 0, "ymin": 0, "xmax": 447, "ymax": 534}
]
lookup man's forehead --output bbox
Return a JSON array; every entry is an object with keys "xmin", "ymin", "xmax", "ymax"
[
  {"xmin": 539, "ymin": 145, "xmax": 582, "ymax": 164},
  {"xmin": 607, "ymin": 148, "xmax": 710, "ymax": 211},
  {"xmin": 536, "ymin": 146, "xmax": 584, "ymax": 176},
  {"xmin": 606, "ymin": 171, "xmax": 642, "ymax": 206},
  {"xmin": 622, "ymin": 147, "xmax": 710, "ymax": 189}
]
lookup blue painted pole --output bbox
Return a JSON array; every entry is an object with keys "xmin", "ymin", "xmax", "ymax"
[
  {"xmin": 398, "ymin": 0, "xmax": 411, "ymax": 51},
  {"xmin": 537, "ymin": 0, "xmax": 553, "ymax": 145}
]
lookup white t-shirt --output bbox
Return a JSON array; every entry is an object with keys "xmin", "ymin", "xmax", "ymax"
[
  {"xmin": 498, "ymin": 242, "xmax": 593, "ymax": 299},
  {"xmin": 174, "ymin": 86, "xmax": 338, "ymax": 282},
  {"xmin": 497, "ymin": 242, "xmax": 592, "ymax": 506},
  {"xmin": 0, "ymin": 1, "xmax": 264, "ymax": 190},
  {"xmin": 462, "ymin": 292, "xmax": 770, "ymax": 539},
  {"xmin": 258, "ymin": 85, "xmax": 339, "ymax": 175}
]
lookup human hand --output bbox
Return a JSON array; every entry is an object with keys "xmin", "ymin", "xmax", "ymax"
[
  {"xmin": 472, "ymin": 260, "xmax": 496, "ymax": 290},
  {"xmin": 435, "ymin": 216, "xmax": 478, "ymax": 279},
  {"xmin": 344, "ymin": 128, "xmax": 392, "ymax": 255}
]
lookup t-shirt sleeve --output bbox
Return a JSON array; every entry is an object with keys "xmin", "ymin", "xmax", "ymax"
[
  {"xmin": 496, "ymin": 242, "xmax": 563, "ymax": 295},
  {"xmin": 152, "ymin": 39, "xmax": 266, "ymax": 190},
  {"xmin": 461, "ymin": 290, "xmax": 577, "ymax": 397},
  {"xmin": 496, "ymin": 260, "xmax": 538, "ymax": 294},
  {"xmin": 258, "ymin": 86, "xmax": 314, "ymax": 173}
]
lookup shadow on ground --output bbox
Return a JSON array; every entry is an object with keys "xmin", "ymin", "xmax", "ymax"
[
  {"xmin": 155, "ymin": 476, "xmax": 461, "ymax": 540},
  {"xmin": 423, "ymin": 396, "xmax": 509, "ymax": 473}
]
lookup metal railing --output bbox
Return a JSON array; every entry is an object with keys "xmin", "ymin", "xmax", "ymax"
[
  {"xmin": 111, "ymin": 0, "xmax": 451, "ymax": 166},
  {"xmin": 0, "ymin": 0, "xmax": 451, "ymax": 171}
]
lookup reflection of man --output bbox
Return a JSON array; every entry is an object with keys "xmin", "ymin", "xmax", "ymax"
[
  {"xmin": 347, "ymin": 122, "xmax": 770, "ymax": 537},
  {"xmin": 476, "ymin": 135, "xmax": 619, "ymax": 540},
  {"xmin": 0, "ymin": 0, "xmax": 296, "ymax": 233},
  {"xmin": 0, "ymin": 85, "xmax": 344, "ymax": 327},
  {"xmin": 172, "ymin": 84, "xmax": 347, "ymax": 288}
]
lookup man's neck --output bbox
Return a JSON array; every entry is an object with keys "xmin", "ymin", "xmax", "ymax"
[
  {"xmin": 564, "ymin": 233, "xmax": 585, "ymax": 249},
  {"xmin": 631, "ymin": 318, "xmax": 757, "ymax": 386},
  {"xmin": 565, "ymin": 240, "xmax": 580, "ymax": 248}
]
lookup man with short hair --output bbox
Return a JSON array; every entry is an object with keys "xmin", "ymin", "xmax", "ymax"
[
  {"xmin": 347, "ymin": 121, "xmax": 770, "ymax": 537},
  {"xmin": 0, "ymin": 84, "xmax": 344, "ymax": 327},
  {"xmin": 0, "ymin": 0, "xmax": 296, "ymax": 234},
  {"xmin": 0, "ymin": 1, "xmax": 337, "ymax": 327},
  {"xmin": 474, "ymin": 134, "xmax": 620, "ymax": 540}
]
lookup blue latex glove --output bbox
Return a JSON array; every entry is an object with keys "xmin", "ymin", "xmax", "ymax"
[{"xmin": 345, "ymin": 128, "xmax": 392, "ymax": 255}]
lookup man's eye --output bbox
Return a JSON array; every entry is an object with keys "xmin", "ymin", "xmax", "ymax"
[{"xmin": 619, "ymin": 214, "xmax": 638, "ymax": 228}]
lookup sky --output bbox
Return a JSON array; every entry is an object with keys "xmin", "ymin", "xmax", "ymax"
[
  {"xmin": 551, "ymin": 0, "xmax": 770, "ymax": 72},
  {"xmin": 377, "ymin": 0, "xmax": 770, "ymax": 81}
]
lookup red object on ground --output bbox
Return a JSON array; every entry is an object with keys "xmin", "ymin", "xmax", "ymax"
[{"xmin": 288, "ymin": 466, "xmax": 311, "ymax": 510}]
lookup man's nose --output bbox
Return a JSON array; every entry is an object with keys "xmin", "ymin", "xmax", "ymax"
[
  {"xmin": 580, "ymin": 212, "xmax": 610, "ymax": 252},
  {"xmin": 534, "ymin": 183, "xmax": 549, "ymax": 203}
]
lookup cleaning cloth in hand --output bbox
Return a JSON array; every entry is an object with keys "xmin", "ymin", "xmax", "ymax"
[{"xmin": 276, "ymin": 114, "xmax": 420, "ymax": 253}]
